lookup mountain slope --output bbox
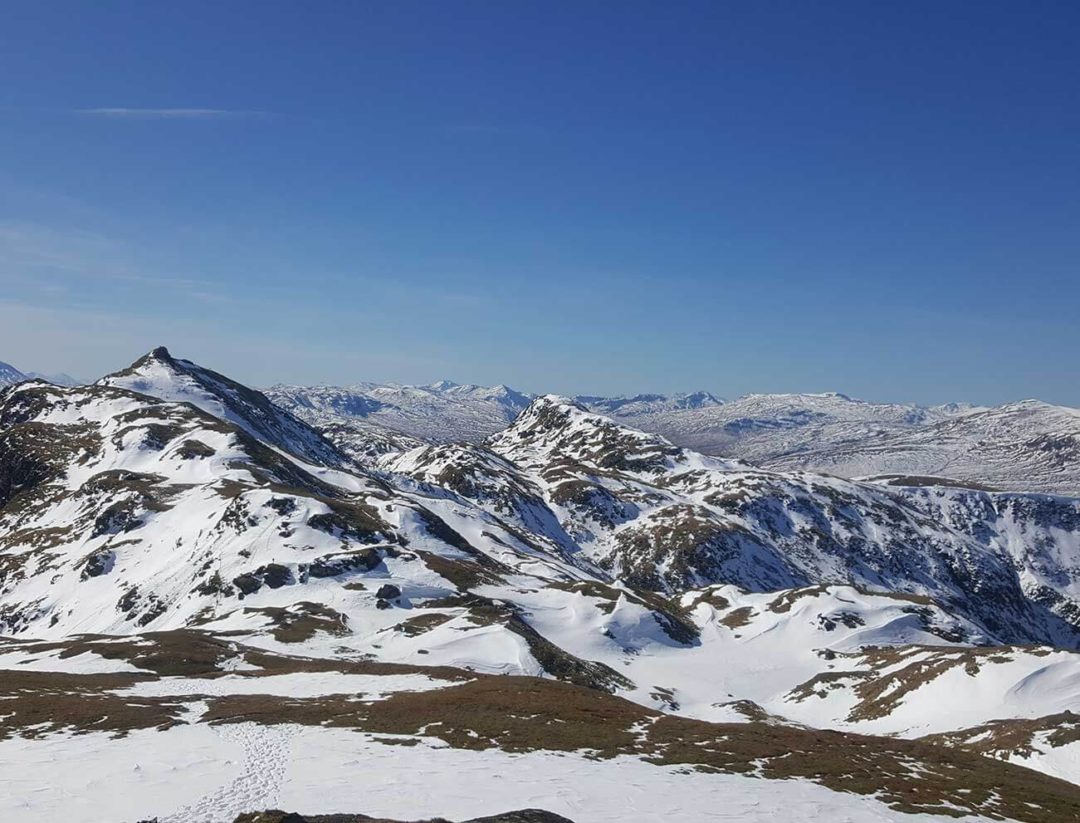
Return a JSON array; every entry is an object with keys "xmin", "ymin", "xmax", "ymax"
[
  {"xmin": 0, "ymin": 360, "xmax": 28, "ymax": 386},
  {"xmin": 100, "ymin": 347, "xmax": 349, "ymax": 468},
  {"xmin": 487, "ymin": 396, "xmax": 1080, "ymax": 648},
  {"xmin": 315, "ymin": 417, "xmax": 427, "ymax": 466},
  {"xmin": 0, "ymin": 376, "xmax": 396, "ymax": 636}
]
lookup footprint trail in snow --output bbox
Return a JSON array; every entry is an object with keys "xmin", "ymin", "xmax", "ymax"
[{"xmin": 158, "ymin": 722, "xmax": 296, "ymax": 823}]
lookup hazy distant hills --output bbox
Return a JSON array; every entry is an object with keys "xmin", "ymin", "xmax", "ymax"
[
  {"xmin": 267, "ymin": 380, "xmax": 533, "ymax": 444},
  {"xmin": 0, "ymin": 359, "xmax": 82, "ymax": 387}
]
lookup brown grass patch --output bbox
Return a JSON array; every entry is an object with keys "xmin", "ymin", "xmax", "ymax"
[{"xmin": 201, "ymin": 675, "xmax": 1080, "ymax": 822}]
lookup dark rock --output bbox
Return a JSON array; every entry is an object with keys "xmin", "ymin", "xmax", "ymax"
[
  {"xmin": 91, "ymin": 500, "xmax": 143, "ymax": 537},
  {"xmin": 177, "ymin": 439, "xmax": 216, "ymax": 459},
  {"xmin": 79, "ymin": 548, "xmax": 115, "ymax": 580},
  {"xmin": 232, "ymin": 563, "xmax": 295, "ymax": 596},
  {"xmin": 308, "ymin": 549, "xmax": 381, "ymax": 578},
  {"xmin": 262, "ymin": 563, "xmax": 293, "ymax": 589},
  {"xmin": 231, "ymin": 809, "xmax": 576, "ymax": 823},
  {"xmin": 376, "ymin": 584, "xmax": 401, "ymax": 600},
  {"xmin": 233, "ymin": 573, "xmax": 262, "ymax": 596},
  {"xmin": 266, "ymin": 496, "xmax": 298, "ymax": 515}
]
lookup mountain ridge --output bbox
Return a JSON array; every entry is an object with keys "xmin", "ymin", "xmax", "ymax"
[{"xmin": 264, "ymin": 378, "xmax": 1079, "ymax": 496}]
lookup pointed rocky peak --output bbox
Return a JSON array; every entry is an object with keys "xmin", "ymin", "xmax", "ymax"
[
  {"xmin": 99, "ymin": 347, "xmax": 347, "ymax": 468},
  {"xmin": 491, "ymin": 395, "xmax": 683, "ymax": 474},
  {"xmin": 502, "ymin": 394, "xmax": 591, "ymax": 433},
  {"xmin": 99, "ymin": 346, "xmax": 183, "ymax": 383}
]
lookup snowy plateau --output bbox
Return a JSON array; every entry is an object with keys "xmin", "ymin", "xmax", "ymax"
[{"xmin": 2, "ymin": 347, "xmax": 1080, "ymax": 822}]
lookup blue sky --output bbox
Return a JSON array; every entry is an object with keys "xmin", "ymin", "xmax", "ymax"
[{"xmin": 1, "ymin": 1, "xmax": 1078, "ymax": 404}]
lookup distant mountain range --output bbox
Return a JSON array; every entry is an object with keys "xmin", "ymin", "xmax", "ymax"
[
  {"xmin": 267, "ymin": 380, "xmax": 534, "ymax": 444},
  {"xmin": 9, "ymin": 356, "xmax": 1079, "ymax": 495},
  {"xmin": 0, "ymin": 359, "xmax": 81, "ymax": 387},
  {"xmin": 619, "ymin": 392, "xmax": 1080, "ymax": 497},
  {"xmin": 13, "ymin": 360, "xmax": 1075, "ymax": 498},
  {"xmin": 265, "ymin": 380, "xmax": 1080, "ymax": 497}
]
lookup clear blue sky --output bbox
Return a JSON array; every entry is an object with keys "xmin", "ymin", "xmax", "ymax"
[{"xmin": 1, "ymin": 1, "xmax": 1077, "ymax": 404}]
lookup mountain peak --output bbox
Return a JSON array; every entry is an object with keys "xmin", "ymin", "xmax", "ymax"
[
  {"xmin": 532, "ymin": 393, "xmax": 591, "ymax": 415},
  {"xmin": 99, "ymin": 348, "xmax": 347, "ymax": 468},
  {"xmin": 109, "ymin": 346, "xmax": 180, "ymax": 379},
  {"xmin": 682, "ymin": 390, "xmax": 723, "ymax": 405},
  {"xmin": 497, "ymin": 395, "xmax": 608, "ymax": 441},
  {"xmin": 492, "ymin": 394, "xmax": 687, "ymax": 474},
  {"xmin": 426, "ymin": 379, "xmax": 460, "ymax": 392}
]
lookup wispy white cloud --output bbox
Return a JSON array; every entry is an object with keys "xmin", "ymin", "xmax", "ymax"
[{"xmin": 75, "ymin": 107, "xmax": 267, "ymax": 119}]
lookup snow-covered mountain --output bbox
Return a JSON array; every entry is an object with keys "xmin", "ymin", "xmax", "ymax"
[
  {"xmin": 268, "ymin": 382, "xmax": 723, "ymax": 445},
  {"xmin": 25, "ymin": 371, "xmax": 82, "ymax": 386},
  {"xmin": 484, "ymin": 396, "xmax": 1080, "ymax": 646},
  {"xmin": 621, "ymin": 392, "xmax": 1080, "ymax": 496},
  {"xmin": 0, "ymin": 360, "xmax": 28, "ymax": 386},
  {"xmin": 770, "ymin": 399, "xmax": 1080, "ymax": 495},
  {"xmin": 4, "ymin": 350, "xmax": 1080, "ymax": 821},
  {"xmin": 0, "ymin": 359, "xmax": 82, "ymax": 387},
  {"xmin": 270, "ymin": 382, "xmax": 1080, "ymax": 496},
  {"xmin": 575, "ymin": 390, "xmax": 724, "ymax": 417},
  {"xmin": 267, "ymin": 380, "xmax": 534, "ymax": 444},
  {"xmin": 619, "ymin": 390, "xmax": 974, "ymax": 450},
  {"xmin": 100, "ymin": 347, "xmax": 349, "ymax": 468}
]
